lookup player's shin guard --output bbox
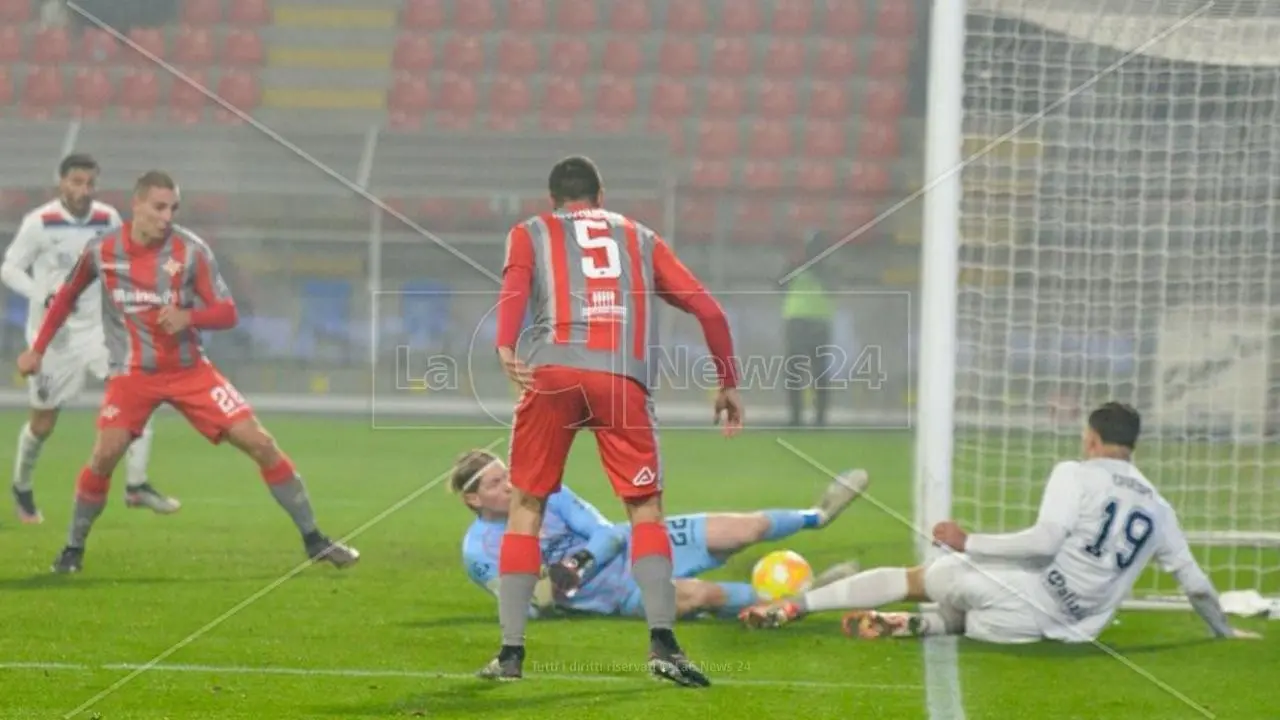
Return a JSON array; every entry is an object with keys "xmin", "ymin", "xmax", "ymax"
[
  {"xmin": 498, "ymin": 533, "xmax": 541, "ymax": 647},
  {"xmin": 123, "ymin": 421, "xmax": 153, "ymax": 489},
  {"xmin": 67, "ymin": 468, "xmax": 110, "ymax": 548},
  {"xmin": 13, "ymin": 423, "xmax": 45, "ymax": 492},
  {"xmin": 631, "ymin": 521, "xmax": 677, "ymax": 631},
  {"xmin": 261, "ymin": 455, "xmax": 318, "ymax": 535}
]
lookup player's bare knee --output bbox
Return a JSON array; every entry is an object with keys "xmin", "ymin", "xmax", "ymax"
[
  {"xmin": 28, "ymin": 409, "xmax": 57, "ymax": 438},
  {"xmin": 229, "ymin": 422, "xmax": 279, "ymax": 466},
  {"xmin": 89, "ymin": 430, "xmax": 131, "ymax": 475},
  {"xmin": 907, "ymin": 565, "xmax": 929, "ymax": 599},
  {"xmin": 675, "ymin": 580, "xmax": 715, "ymax": 615},
  {"xmin": 622, "ymin": 493, "xmax": 664, "ymax": 525}
]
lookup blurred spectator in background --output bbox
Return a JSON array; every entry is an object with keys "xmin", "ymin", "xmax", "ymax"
[
  {"xmin": 40, "ymin": 0, "xmax": 68, "ymax": 28},
  {"xmin": 781, "ymin": 231, "xmax": 836, "ymax": 427}
]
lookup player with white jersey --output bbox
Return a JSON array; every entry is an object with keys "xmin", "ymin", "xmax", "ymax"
[
  {"xmin": 740, "ymin": 402, "xmax": 1260, "ymax": 644},
  {"xmin": 0, "ymin": 153, "xmax": 178, "ymax": 523}
]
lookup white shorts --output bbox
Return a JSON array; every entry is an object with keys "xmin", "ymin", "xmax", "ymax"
[
  {"xmin": 924, "ymin": 553, "xmax": 1045, "ymax": 645},
  {"xmin": 28, "ymin": 344, "xmax": 108, "ymax": 410}
]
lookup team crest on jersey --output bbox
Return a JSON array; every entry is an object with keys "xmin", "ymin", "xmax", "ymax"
[
  {"xmin": 162, "ymin": 258, "xmax": 183, "ymax": 276},
  {"xmin": 581, "ymin": 289, "xmax": 626, "ymax": 321},
  {"xmin": 100, "ymin": 404, "xmax": 120, "ymax": 419}
]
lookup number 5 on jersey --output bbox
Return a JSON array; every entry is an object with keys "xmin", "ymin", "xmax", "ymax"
[
  {"xmin": 210, "ymin": 382, "xmax": 247, "ymax": 416},
  {"xmin": 574, "ymin": 219, "xmax": 622, "ymax": 279}
]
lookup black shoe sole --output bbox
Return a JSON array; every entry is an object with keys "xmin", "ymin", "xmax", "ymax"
[{"xmin": 648, "ymin": 658, "xmax": 710, "ymax": 688}]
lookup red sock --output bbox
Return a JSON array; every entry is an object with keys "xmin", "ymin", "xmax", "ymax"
[
  {"xmin": 75, "ymin": 467, "xmax": 111, "ymax": 503},
  {"xmin": 261, "ymin": 455, "xmax": 296, "ymax": 485},
  {"xmin": 630, "ymin": 521, "xmax": 672, "ymax": 564},
  {"xmin": 499, "ymin": 533, "xmax": 542, "ymax": 575}
]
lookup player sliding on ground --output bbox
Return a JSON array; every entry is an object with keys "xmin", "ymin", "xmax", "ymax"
[
  {"xmin": 1, "ymin": 153, "xmax": 177, "ymax": 523},
  {"xmin": 479, "ymin": 156, "xmax": 742, "ymax": 687},
  {"xmin": 454, "ymin": 448, "xmax": 869, "ymax": 619},
  {"xmin": 740, "ymin": 403, "xmax": 1261, "ymax": 644},
  {"xmin": 17, "ymin": 169, "xmax": 359, "ymax": 574}
]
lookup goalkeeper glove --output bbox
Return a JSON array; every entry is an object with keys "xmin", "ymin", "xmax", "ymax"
[{"xmin": 548, "ymin": 550, "xmax": 596, "ymax": 598}]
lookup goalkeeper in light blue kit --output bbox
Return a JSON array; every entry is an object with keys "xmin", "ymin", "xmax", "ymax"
[{"xmin": 452, "ymin": 448, "xmax": 870, "ymax": 619}]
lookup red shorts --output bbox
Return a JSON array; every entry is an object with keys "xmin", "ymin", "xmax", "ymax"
[
  {"xmin": 98, "ymin": 363, "xmax": 255, "ymax": 443},
  {"xmin": 508, "ymin": 365, "xmax": 661, "ymax": 500}
]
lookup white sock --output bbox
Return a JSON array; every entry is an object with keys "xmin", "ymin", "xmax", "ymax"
[
  {"xmin": 124, "ymin": 420, "xmax": 154, "ymax": 489},
  {"xmin": 801, "ymin": 567, "xmax": 909, "ymax": 613},
  {"xmin": 13, "ymin": 423, "xmax": 45, "ymax": 492},
  {"xmin": 917, "ymin": 608, "xmax": 964, "ymax": 636}
]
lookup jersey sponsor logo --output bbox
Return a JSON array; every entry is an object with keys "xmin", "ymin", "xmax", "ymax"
[
  {"xmin": 1042, "ymin": 568, "xmax": 1088, "ymax": 622},
  {"xmin": 111, "ymin": 287, "xmax": 178, "ymax": 312},
  {"xmin": 631, "ymin": 466, "xmax": 656, "ymax": 487},
  {"xmin": 581, "ymin": 289, "xmax": 626, "ymax": 321}
]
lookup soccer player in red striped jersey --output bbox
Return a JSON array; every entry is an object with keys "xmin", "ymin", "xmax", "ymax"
[
  {"xmin": 16, "ymin": 170, "xmax": 358, "ymax": 574},
  {"xmin": 478, "ymin": 156, "xmax": 743, "ymax": 687}
]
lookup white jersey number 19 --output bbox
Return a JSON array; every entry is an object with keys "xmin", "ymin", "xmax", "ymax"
[{"xmin": 1082, "ymin": 499, "xmax": 1156, "ymax": 570}]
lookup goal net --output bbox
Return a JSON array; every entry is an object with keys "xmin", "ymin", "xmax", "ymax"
[{"xmin": 951, "ymin": 0, "xmax": 1280, "ymax": 607}]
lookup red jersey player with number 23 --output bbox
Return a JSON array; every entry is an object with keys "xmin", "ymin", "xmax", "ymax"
[
  {"xmin": 478, "ymin": 156, "xmax": 744, "ymax": 687},
  {"xmin": 17, "ymin": 170, "xmax": 358, "ymax": 574}
]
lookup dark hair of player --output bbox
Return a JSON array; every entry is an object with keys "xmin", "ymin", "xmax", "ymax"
[
  {"xmin": 134, "ymin": 169, "xmax": 178, "ymax": 197},
  {"xmin": 59, "ymin": 153, "xmax": 98, "ymax": 178},
  {"xmin": 1088, "ymin": 402, "xmax": 1141, "ymax": 449},
  {"xmin": 450, "ymin": 448, "xmax": 500, "ymax": 494},
  {"xmin": 548, "ymin": 155, "xmax": 603, "ymax": 208}
]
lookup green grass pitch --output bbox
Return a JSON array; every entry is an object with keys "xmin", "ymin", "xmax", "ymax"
[{"xmin": 0, "ymin": 409, "xmax": 1273, "ymax": 719}]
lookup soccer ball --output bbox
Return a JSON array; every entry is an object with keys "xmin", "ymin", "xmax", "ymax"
[{"xmin": 751, "ymin": 550, "xmax": 814, "ymax": 600}]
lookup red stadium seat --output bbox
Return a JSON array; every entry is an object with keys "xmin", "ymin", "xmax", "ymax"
[
  {"xmin": 387, "ymin": 112, "xmax": 423, "ymax": 131},
  {"xmin": 174, "ymin": 26, "xmax": 216, "ymax": 66},
  {"xmin": 486, "ymin": 112, "xmax": 523, "ymax": 133},
  {"xmin": 454, "ymin": 0, "xmax": 495, "ymax": 30},
  {"xmin": 658, "ymin": 38, "xmax": 698, "ymax": 76},
  {"xmin": 214, "ymin": 70, "xmax": 260, "ymax": 123},
  {"xmin": 168, "ymin": 70, "xmax": 208, "ymax": 124},
  {"xmin": 689, "ymin": 160, "xmax": 732, "ymax": 190},
  {"xmin": 667, "ymin": 3, "xmax": 709, "ymax": 33},
  {"xmin": 436, "ymin": 73, "xmax": 478, "ymax": 115},
  {"xmin": 0, "ymin": 0, "xmax": 27, "ymax": 22},
  {"xmin": 0, "ymin": 187, "xmax": 29, "ymax": 221},
  {"xmin": 228, "ymin": 0, "xmax": 271, "ymax": 26},
  {"xmin": 556, "ymin": 0, "xmax": 599, "ymax": 32},
  {"xmin": 441, "ymin": 35, "xmax": 484, "ymax": 74},
  {"xmin": 708, "ymin": 37, "xmax": 751, "ymax": 77},
  {"xmin": 722, "ymin": 1, "xmax": 763, "ymax": 33},
  {"xmin": 704, "ymin": 79, "xmax": 746, "ymax": 119},
  {"xmin": 546, "ymin": 37, "xmax": 591, "ymax": 76},
  {"xmin": 601, "ymin": 38, "xmax": 642, "ymax": 75},
  {"xmin": 30, "ymin": 28, "xmax": 70, "ymax": 64},
  {"xmin": 742, "ymin": 160, "xmax": 784, "ymax": 190},
  {"xmin": 595, "ymin": 76, "xmax": 637, "ymax": 118},
  {"xmin": 387, "ymin": 73, "xmax": 430, "ymax": 118},
  {"xmin": 677, "ymin": 197, "xmax": 716, "ymax": 243},
  {"xmin": 610, "ymin": 1, "xmax": 652, "ymax": 33},
  {"xmin": 821, "ymin": 0, "xmax": 863, "ymax": 35},
  {"xmin": 126, "ymin": 27, "xmax": 167, "ymax": 66},
  {"xmin": 224, "ymin": 29, "xmax": 264, "ymax": 66},
  {"xmin": 392, "ymin": 33, "xmax": 433, "ymax": 72},
  {"xmin": 731, "ymin": 202, "xmax": 777, "ymax": 243},
  {"xmin": 496, "ymin": 35, "xmax": 539, "ymax": 75},
  {"xmin": 747, "ymin": 120, "xmax": 792, "ymax": 159},
  {"xmin": 543, "ymin": 75, "xmax": 585, "ymax": 117},
  {"xmin": 0, "ymin": 25, "xmax": 21, "ymax": 63},
  {"xmin": 646, "ymin": 115, "xmax": 685, "ymax": 154},
  {"xmin": 402, "ymin": 0, "xmax": 446, "ymax": 29},
  {"xmin": 877, "ymin": 0, "xmax": 917, "ymax": 37},
  {"xmin": 773, "ymin": 0, "xmax": 814, "ymax": 34},
  {"xmin": 761, "ymin": 39, "xmax": 805, "ymax": 78},
  {"xmin": 756, "ymin": 80, "xmax": 799, "ymax": 119},
  {"xmin": 808, "ymin": 81, "xmax": 849, "ymax": 119},
  {"xmin": 695, "ymin": 120, "xmax": 740, "ymax": 159},
  {"xmin": 183, "ymin": 0, "xmax": 223, "ymax": 25},
  {"xmin": 858, "ymin": 122, "xmax": 900, "ymax": 159},
  {"xmin": 803, "ymin": 121, "xmax": 846, "ymax": 158},
  {"xmin": 785, "ymin": 200, "xmax": 830, "ymax": 229},
  {"xmin": 118, "ymin": 68, "xmax": 161, "ymax": 122},
  {"xmin": 73, "ymin": 67, "xmax": 113, "ymax": 119},
  {"xmin": 487, "ymin": 74, "xmax": 532, "ymax": 118},
  {"xmin": 506, "ymin": 0, "xmax": 547, "ymax": 31},
  {"xmin": 21, "ymin": 66, "xmax": 63, "ymax": 119},
  {"xmin": 650, "ymin": 78, "xmax": 692, "ymax": 118},
  {"xmin": 870, "ymin": 40, "xmax": 911, "ymax": 79},
  {"xmin": 795, "ymin": 162, "xmax": 838, "ymax": 192},
  {"xmin": 848, "ymin": 162, "xmax": 892, "ymax": 195},
  {"xmin": 836, "ymin": 202, "xmax": 877, "ymax": 236},
  {"xmin": 865, "ymin": 82, "xmax": 906, "ymax": 121},
  {"xmin": 591, "ymin": 113, "xmax": 630, "ymax": 134},
  {"xmin": 814, "ymin": 39, "xmax": 857, "ymax": 79}
]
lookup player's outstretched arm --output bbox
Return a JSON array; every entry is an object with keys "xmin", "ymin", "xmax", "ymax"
[
  {"xmin": 954, "ymin": 462, "xmax": 1079, "ymax": 562},
  {"xmin": 187, "ymin": 245, "xmax": 238, "ymax": 330},
  {"xmin": 651, "ymin": 236, "xmax": 737, "ymax": 386},
  {"xmin": 30, "ymin": 250, "xmax": 96, "ymax": 351},
  {"xmin": 1155, "ymin": 505, "xmax": 1258, "ymax": 639},
  {"xmin": 494, "ymin": 225, "xmax": 535, "ymax": 388},
  {"xmin": 551, "ymin": 487, "xmax": 627, "ymax": 571},
  {"xmin": 0, "ymin": 215, "xmax": 39, "ymax": 300}
]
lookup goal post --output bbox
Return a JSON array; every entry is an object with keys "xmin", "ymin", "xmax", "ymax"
[{"xmin": 919, "ymin": 0, "xmax": 1280, "ymax": 608}]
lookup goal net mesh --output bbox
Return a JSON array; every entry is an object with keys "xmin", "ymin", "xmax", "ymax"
[{"xmin": 952, "ymin": 0, "xmax": 1280, "ymax": 603}]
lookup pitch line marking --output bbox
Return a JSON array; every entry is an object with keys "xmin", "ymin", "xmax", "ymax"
[{"xmin": 0, "ymin": 661, "xmax": 923, "ymax": 692}]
